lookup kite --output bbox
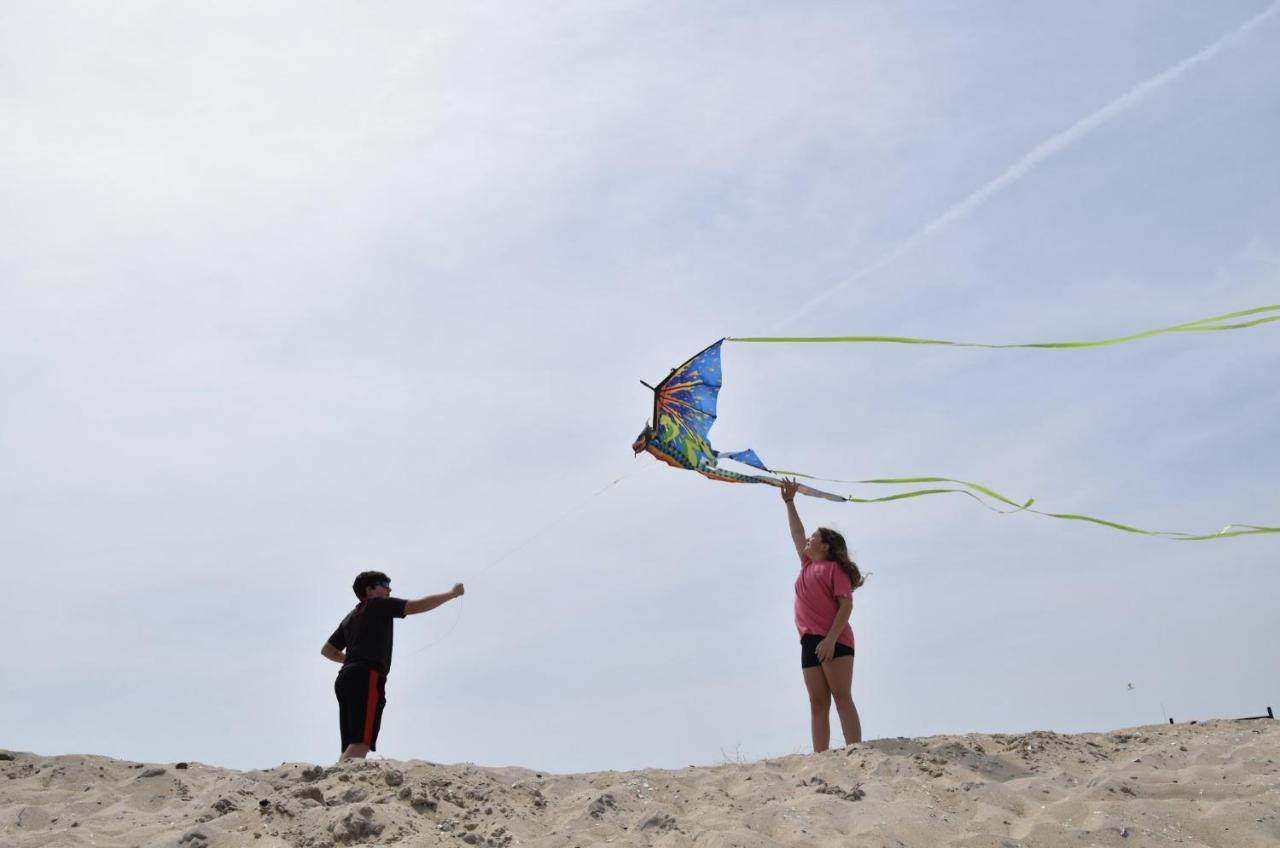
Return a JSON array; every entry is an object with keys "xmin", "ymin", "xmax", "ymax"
[
  {"xmin": 632, "ymin": 306, "xmax": 1280, "ymax": 540},
  {"xmin": 631, "ymin": 340, "xmax": 839, "ymax": 497}
]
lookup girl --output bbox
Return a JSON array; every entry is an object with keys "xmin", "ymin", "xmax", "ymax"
[{"xmin": 781, "ymin": 478, "xmax": 864, "ymax": 750}]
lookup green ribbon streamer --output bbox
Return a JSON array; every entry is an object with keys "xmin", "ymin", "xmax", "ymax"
[
  {"xmin": 727, "ymin": 305, "xmax": 1280, "ymax": 347},
  {"xmin": 764, "ymin": 469, "xmax": 1280, "ymax": 541},
  {"xmin": 773, "ymin": 471, "xmax": 1032, "ymax": 511},
  {"xmin": 721, "ymin": 305, "xmax": 1279, "ymax": 539}
]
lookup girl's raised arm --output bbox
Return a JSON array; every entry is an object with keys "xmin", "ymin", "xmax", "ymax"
[{"xmin": 781, "ymin": 479, "xmax": 805, "ymax": 559}]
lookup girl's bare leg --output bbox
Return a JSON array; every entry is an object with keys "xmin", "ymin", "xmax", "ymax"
[
  {"xmin": 802, "ymin": 666, "xmax": 833, "ymax": 752},
  {"xmin": 821, "ymin": 655, "xmax": 861, "ymax": 745}
]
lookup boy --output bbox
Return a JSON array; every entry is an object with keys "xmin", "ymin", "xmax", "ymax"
[{"xmin": 322, "ymin": 571, "xmax": 464, "ymax": 760}]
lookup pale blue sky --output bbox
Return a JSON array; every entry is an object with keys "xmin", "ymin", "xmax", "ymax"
[{"xmin": 2, "ymin": 2, "xmax": 1277, "ymax": 772}]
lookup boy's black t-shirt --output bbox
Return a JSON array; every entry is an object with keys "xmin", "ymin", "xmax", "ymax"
[{"xmin": 327, "ymin": 597, "xmax": 409, "ymax": 675}]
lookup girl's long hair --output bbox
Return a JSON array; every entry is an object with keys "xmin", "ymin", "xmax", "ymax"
[{"xmin": 818, "ymin": 527, "xmax": 866, "ymax": 591}]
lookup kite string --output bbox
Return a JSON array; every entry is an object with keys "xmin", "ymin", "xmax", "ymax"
[
  {"xmin": 471, "ymin": 468, "xmax": 647, "ymax": 581},
  {"xmin": 405, "ymin": 467, "xmax": 651, "ymax": 655}
]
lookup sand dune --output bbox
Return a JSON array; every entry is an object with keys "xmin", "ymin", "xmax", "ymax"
[{"xmin": 3, "ymin": 720, "xmax": 1277, "ymax": 847}]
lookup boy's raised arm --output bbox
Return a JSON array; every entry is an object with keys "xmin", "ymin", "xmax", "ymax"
[{"xmin": 405, "ymin": 583, "xmax": 465, "ymax": 615}]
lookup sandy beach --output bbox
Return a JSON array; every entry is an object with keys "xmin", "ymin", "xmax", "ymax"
[{"xmin": 3, "ymin": 719, "xmax": 1277, "ymax": 847}]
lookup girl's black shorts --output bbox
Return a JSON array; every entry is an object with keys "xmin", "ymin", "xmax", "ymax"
[
  {"xmin": 800, "ymin": 633, "xmax": 855, "ymax": 668},
  {"xmin": 335, "ymin": 665, "xmax": 388, "ymax": 751}
]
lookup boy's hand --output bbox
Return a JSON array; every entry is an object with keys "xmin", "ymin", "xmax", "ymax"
[
  {"xmin": 452, "ymin": 583, "xmax": 465, "ymax": 598},
  {"xmin": 780, "ymin": 478, "xmax": 799, "ymax": 503}
]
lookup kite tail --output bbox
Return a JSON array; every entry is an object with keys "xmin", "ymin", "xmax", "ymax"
[
  {"xmin": 725, "ymin": 304, "xmax": 1280, "ymax": 348},
  {"xmin": 756, "ymin": 466, "xmax": 1280, "ymax": 540},
  {"xmin": 712, "ymin": 305, "xmax": 1280, "ymax": 539}
]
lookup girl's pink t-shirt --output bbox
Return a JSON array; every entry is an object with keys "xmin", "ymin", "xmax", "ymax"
[{"xmin": 794, "ymin": 557, "xmax": 854, "ymax": 647}]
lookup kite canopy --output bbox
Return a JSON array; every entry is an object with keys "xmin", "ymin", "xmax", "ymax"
[{"xmin": 632, "ymin": 339, "xmax": 842, "ymax": 500}]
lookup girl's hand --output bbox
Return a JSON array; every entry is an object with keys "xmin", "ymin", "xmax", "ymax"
[
  {"xmin": 780, "ymin": 478, "xmax": 799, "ymax": 503},
  {"xmin": 815, "ymin": 637, "xmax": 836, "ymax": 664}
]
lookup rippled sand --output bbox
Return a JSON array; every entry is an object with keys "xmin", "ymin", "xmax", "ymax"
[{"xmin": 3, "ymin": 719, "xmax": 1278, "ymax": 847}]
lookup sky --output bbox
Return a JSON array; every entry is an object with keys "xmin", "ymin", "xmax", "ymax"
[{"xmin": 2, "ymin": 1, "xmax": 1278, "ymax": 774}]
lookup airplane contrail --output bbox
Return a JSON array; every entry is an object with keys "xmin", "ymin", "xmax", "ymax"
[{"xmin": 774, "ymin": 0, "xmax": 1280, "ymax": 331}]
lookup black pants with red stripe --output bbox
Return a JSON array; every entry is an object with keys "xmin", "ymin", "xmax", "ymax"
[{"xmin": 335, "ymin": 665, "xmax": 387, "ymax": 751}]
